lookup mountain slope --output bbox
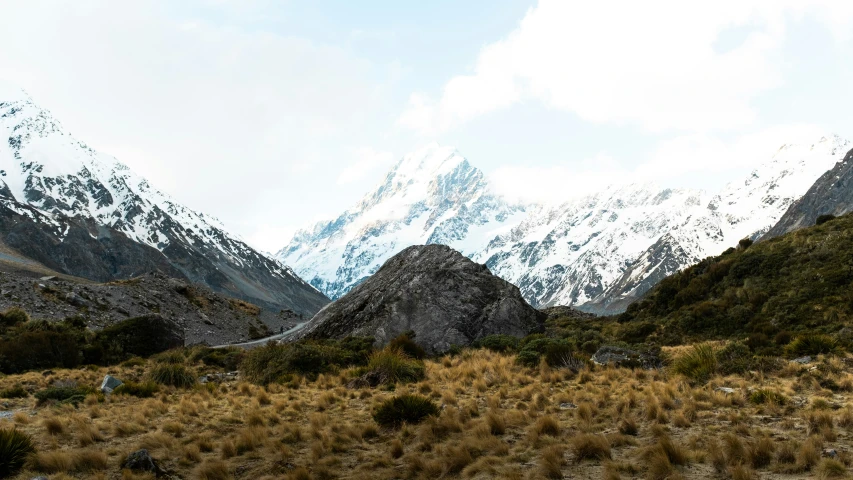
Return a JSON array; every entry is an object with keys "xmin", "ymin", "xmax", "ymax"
[
  {"xmin": 277, "ymin": 143, "xmax": 528, "ymax": 299},
  {"xmin": 618, "ymin": 212, "xmax": 853, "ymax": 343},
  {"xmin": 581, "ymin": 135, "xmax": 851, "ymax": 313},
  {"xmin": 763, "ymin": 146, "xmax": 853, "ymax": 239},
  {"xmin": 0, "ymin": 84, "xmax": 329, "ymax": 316}
]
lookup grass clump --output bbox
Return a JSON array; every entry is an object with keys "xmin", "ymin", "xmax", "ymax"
[
  {"xmin": 571, "ymin": 434, "xmax": 611, "ymax": 462},
  {"xmin": 0, "ymin": 429, "xmax": 35, "ymax": 477},
  {"xmin": 242, "ymin": 338, "xmax": 373, "ymax": 385},
  {"xmin": 671, "ymin": 343, "xmax": 717, "ymax": 383},
  {"xmin": 362, "ymin": 348, "xmax": 425, "ymax": 385},
  {"xmin": 373, "ymin": 394, "xmax": 439, "ymax": 428},
  {"xmin": 387, "ymin": 331, "xmax": 427, "ymax": 360},
  {"xmin": 786, "ymin": 334, "xmax": 837, "ymax": 357},
  {"xmin": 148, "ymin": 364, "xmax": 196, "ymax": 388},
  {"xmin": 748, "ymin": 388, "xmax": 786, "ymax": 405},
  {"xmin": 0, "ymin": 307, "xmax": 29, "ymax": 328},
  {"xmin": 0, "ymin": 385, "xmax": 28, "ymax": 399}
]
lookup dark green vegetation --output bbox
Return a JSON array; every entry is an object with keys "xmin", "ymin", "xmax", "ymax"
[
  {"xmin": 0, "ymin": 428, "xmax": 35, "ymax": 477},
  {"xmin": 372, "ymin": 394, "xmax": 439, "ymax": 428},
  {"xmin": 34, "ymin": 384, "xmax": 95, "ymax": 406},
  {"xmin": 113, "ymin": 381, "xmax": 160, "ymax": 398},
  {"xmin": 0, "ymin": 311, "xmax": 183, "ymax": 374},
  {"xmin": 618, "ymin": 213, "xmax": 853, "ymax": 350},
  {"xmin": 241, "ymin": 337, "xmax": 374, "ymax": 385}
]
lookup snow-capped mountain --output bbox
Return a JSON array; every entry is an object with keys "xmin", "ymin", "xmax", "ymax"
[
  {"xmin": 0, "ymin": 83, "xmax": 329, "ymax": 316},
  {"xmin": 276, "ymin": 143, "xmax": 529, "ymax": 299},
  {"xmin": 496, "ymin": 134, "xmax": 850, "ymax": 313},
  {"xmin": 282, "ymin": 135, "xmax": 849, "ymax": 313}
]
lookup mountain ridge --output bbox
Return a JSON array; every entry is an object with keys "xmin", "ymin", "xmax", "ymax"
[{"xmin": 0, "ymin": 86, "xmax": 329, "ymax": 316}]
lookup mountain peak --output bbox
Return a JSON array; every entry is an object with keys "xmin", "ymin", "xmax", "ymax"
[{"xmin": 389, "ymin": 142, "xmax": 465, "ymax": 180}]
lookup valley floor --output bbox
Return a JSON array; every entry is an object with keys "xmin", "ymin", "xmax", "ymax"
[{"xmin": 2, "ymin": 348, "xmax": 852, "ymax": 479}]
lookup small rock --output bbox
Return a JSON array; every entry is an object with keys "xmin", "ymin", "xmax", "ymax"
[
  {"xmin": 121, "ymin": 449, "xmax": 164, "ymax": 475},
  {"xmin": 30, "ymin": 477, "xmax": 48, "ymax": 480},
  {"xmin": 0, "ymin": 411, "xmax": 14, "ymax": 419},
  {"xmin": 39, "ymin": 276, "xmax": 56, "ymax": 281},
  {"xmin": 715, "ymin": 387, "xmax": 736, "ymax": 394},
  {"xmin": 559, "ymin": 402, "xmax": 578, "ymax": 410},
  {"xmin": 823, "ymin": 448, "xmax": 838, "ymax": 458},
  {"xmin": 100, "ymin": 375, "xmax": 123, "ymax": 394},
  {"xmin": 591, "ymin": 345, "xmax": 661, "ymax": 369},
  {"xmin": 792, "ymin": 356, "xmax": 812, "ymax": 364}
]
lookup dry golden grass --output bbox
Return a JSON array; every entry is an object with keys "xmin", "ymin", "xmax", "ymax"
[{"xmin": 0, "ymin": 348, "xmax": 850, "ymax": 479}]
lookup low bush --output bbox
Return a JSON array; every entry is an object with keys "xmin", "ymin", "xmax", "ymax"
[
  {"xmin": 0, "ymin": 428, "xmax": 35, "ymax": 477},
  {"xmin": 671, "ymin": 343, "xmax": 717, "ymax": 383},
  {"xmin": 387, "ymin": 332, "xmax": 426, "ymax": 360},
  {"xmin": 149, "ymin": 364, "xmax": 196, "ymax": 388},
  {"xmin": 152, "ymin": 349, "xmax": 186, "ymax": 365},
  {"xmin": 816, "ymin": 214, "xmax": 837, "ymax": 225},
  {"xmin": 241, "ymin": 338, "xmax": 373, "ymax": 385},
  {"xmin": 0, "ymin": 308, "xmax": 29, "ymax": 329},
  {"xmin": 373, "ymin": 394, "xmax": 439, "ymax": 428},
  {"xmin": 0, "ymin": 320, "xmax": 85, "ymax": 374},
  {"xmin": 516, "ymin": 338, "xmax": 580, "ymax": 368},
  {"xmin": 34, "ymin": 384, "xmax": 95, "ymax": 406},
  {"xmin": 188, "ymin": 346, "xmax": 244, "ymax": 371},
  {"xmin": 94, "ymin": 315, "xmax": 184, "ymax": 364},
  {"xmin": 113, "ymin": 381, "xmax": 160, "ymax": 398},
  {"xmin": 473, "ymin": 334, "xmax": 520, "ymax": 353}
]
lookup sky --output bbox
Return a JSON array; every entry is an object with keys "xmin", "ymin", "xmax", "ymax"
[{"xmin": 1, "ymin": 0, "xmax": 852, "ymax": 252}]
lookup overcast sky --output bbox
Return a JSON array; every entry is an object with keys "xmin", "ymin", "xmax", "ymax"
[{"xmin": 1, "ymin": 0, "xmax": 852, "ymax": 252}]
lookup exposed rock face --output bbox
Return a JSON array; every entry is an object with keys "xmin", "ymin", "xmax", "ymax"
[
  {"xmin": 298, "ymin": 245, "xmax": 545, "ymax": 354},
  {"xmin": 763, "ymin": 146, "xmax": 853, "ymax": 239}
]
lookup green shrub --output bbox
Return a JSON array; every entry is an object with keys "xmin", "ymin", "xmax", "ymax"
[
  {"xmin": 94, "ymin": 315, "xmax": 184, "ymax": 365},
  {"xmin": 120, "ymin": 357, "xmax": 147, "ymax": 368},
  {"xmin": 671, "ymin": 343, "xmax": 717, "ymax": 383},
  {"xmin": 0, "ymin": 428, "xmax": 35, "ymax": 477},
  {"xmin": 363, "ymin": 348, "xmax": 425, "ymax": 384},
  {"xmin": 387, "ymin": 332, "xmax": 426, "ymax": 360},
  {"xmin": 34, "ymin": 384, "xmax": 95, "ymax": 405},
  {"xmin": 373, "ymin": 394, "xmax": 439, "ymax": 428},
  {"xmin": 113, "ymin": 381, "xmax": 160, "ymax": 398},
  {"xmin": 473, "ymin": 334, "xmax": 519, "ymax": 353},
  {"xmin": 816, "ymin": 214, "xmax": 836, "ymax": 225},
  {"xmin": 0, "ymin": 321, "xmax": 84, "ymax": 374},
  {"xmin": 0, "ymin": 386, "xmax": 28, "ymax": 399},
  {"xmin": 516, "ymin": 338, "xmax": 578, "ymax": 368},
  {"xmin": 0, "ymin": 308, "xmax": 29, "ymax": 329},
  {"xmin": 786, "ymin": 334, "xmax": 837, "ymax": 357},
  {"xmin": 749, "ymin": 388, "xmax": 786, "ymax": 405},
  {"xmin": 716, "ymin": 342, "xmax": 752, "ymax": 375},
  {"xmin": 148, "ymin": 364, "xmax": 196, "ymax": 388},
  {"xmin": 188, "ymin": 346, "xmax": 244, "ymax": 371}
]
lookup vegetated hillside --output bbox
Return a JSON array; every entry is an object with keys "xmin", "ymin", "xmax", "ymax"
[{"xmin": 619, "ymin": 212, "xmax": 853, "ymax": 345}]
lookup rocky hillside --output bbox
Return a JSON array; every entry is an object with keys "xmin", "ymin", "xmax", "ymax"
[
  {"xmin": 0, "ymin": 84, "xmax": 329, "ymax": 316},
  {"xmin": 763, "ymin": 146, "xmax": 853, "ymax": 239},
  {"xmin": 617, "ymin": 212, "xmax": 853, "ymax": 344},
  {"xmin": 282, "ymin": 136, "xmax": 849, "ymax": 313},
  {"xmin": 0, "ymin": 262, "xmax": 304, "ymax": 346},
  {"xmin": 295, "ymin": 244, "xmax": 545, "ymax": 354},
  {"xmin": 277, "ymin": 143, "xmax": 528, "ymax": 299}
]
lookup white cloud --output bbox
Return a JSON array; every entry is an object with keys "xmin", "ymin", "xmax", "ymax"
[
  {"xmin": 399, "ymin": 0, "xmax": 853, "ymax": 135},
  {"xmin": 336, "ymin": 147, "xmax": 394, "ymax": 185}
]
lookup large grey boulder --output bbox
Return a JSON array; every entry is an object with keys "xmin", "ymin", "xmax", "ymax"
[
  {"xmin": 100, "ymin": 375, "xmax": 123, "ymax": 394},
  {"xmin": 297, "ymin": 245, "xmax": 545, "ymax": 354}
]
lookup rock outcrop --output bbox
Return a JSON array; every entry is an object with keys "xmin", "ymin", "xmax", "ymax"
[{"xmin": 298, "ymin": 245, "xmax": 545, "ymax": 354}]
